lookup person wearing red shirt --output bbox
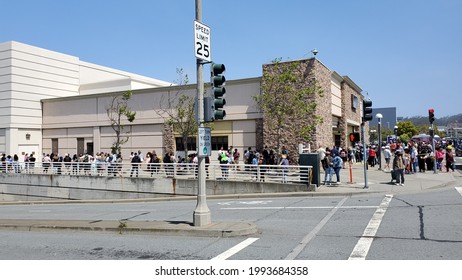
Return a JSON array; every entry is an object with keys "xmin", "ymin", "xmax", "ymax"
[{"xmin": 368, "ymin": 147, "xmax": 376, "ymax": 167}]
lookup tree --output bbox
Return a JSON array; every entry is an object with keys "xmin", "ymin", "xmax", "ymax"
[
  {"xmin": 395, "ymin": 121, "xmax": 419, "ymax": 143},
  {"xmin": 106, "ymin": 90, "xmax": 136, "ymax": 155},
  {"xmin": 156, "ymin": 68, "xmax": 198, "ymax": 158},
  {"xmin": 254, "ymin": 58, "xmax": 324, "ymax": 159}
]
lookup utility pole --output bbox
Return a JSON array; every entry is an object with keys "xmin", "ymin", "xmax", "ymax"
[{"xmin": 193, "ymin": 0, "xmax": 211, "ymax": 226}]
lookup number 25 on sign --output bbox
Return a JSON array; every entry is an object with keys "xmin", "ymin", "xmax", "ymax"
[{"xmin": 194, "ymin": 20, "xmax": 211, "ymax": 62}]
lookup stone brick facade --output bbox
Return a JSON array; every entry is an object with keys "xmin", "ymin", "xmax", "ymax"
[
  {"xmin": 162, "ymin": 123, "xmax": 174, "ymax": 155},
  {"xmin": 311, "ymin": 59, "xmax": 335, "ymax": 150},
  {"xmin": 259, "ymin": 58, "xmax": 364, "ymax": 163}
]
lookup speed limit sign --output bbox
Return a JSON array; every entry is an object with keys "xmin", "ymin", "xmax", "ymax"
[{"xmin": 194, "ymin": 20, "xmax": 211, "ymax": 62}]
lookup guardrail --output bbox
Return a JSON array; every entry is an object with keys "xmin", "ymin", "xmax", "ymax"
[{"xmin": 1, "ymin": 161, "xmax": 312, "ymax": 184}]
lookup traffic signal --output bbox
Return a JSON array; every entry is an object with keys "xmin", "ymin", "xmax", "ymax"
[
  {"xmin": 211, "ymin": 63, "xmax": 226, "ymax": 120},
  {"xmin": 362, "ymin": 99, "xmax": 373, "ymax": 123},
  {"xmin": 428, "ymin": 109, "xmax": 435, "ymax": 124},
  {"xmin": 202, "ymin": 96, "xmax": 215, "ymax": 122},
  {"xmin": 349, "ymin": 132, "xmax": 360, "ymax": 143}
]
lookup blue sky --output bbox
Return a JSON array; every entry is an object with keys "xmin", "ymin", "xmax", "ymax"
[{"xmin": 1, "ymin": 0, "xmax": 461, "ymax": 117}]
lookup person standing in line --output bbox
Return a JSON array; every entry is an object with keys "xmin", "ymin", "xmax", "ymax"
[
  {"xmin": 393, "ymin": 150, "xmax": 406, "ymax": 186},
  {"xmin": 130, "ymin": 152, "xmax": 141, "ymax": 177},
  {"xmin": 219, "ymin": 151, "xmax": 229, "ymax": 180},
  {"xmin": 368, "ymin": 146, "xmax": 376, "ymax": 167},
  {"xmin": 340, "ymin": 148, "xmax": 347, "ymax": 169},
  {"xmin": 233, "ymin": 148, "xmax": 240, "ymax": 171},
  {"xmin": 410, "ymin": 144, "xmax": 418, "ymax": 174},
  {"xmin": 383, "ymin": 146, "xmax": 392, "ymax": 171},
  {"xmin": 445, "ymin": 147, "xmax": 455, "ymax": 172},
  {"xmin": 317, "ymin": 145, "xmax": 326, "ymax": 172},
  {"xmin": 323, "ymin": 151, "xmax": 333, "ymax": 186},
  {"xmin": 279, "ymin": 154, "xmax": 289, "ymax": 183},
  {"xmin": 435, "ymin": 147, "xmax": 445, "ymax": 171},
  {"xmin": 332, "ymin": 153, "xmax": 343, "ymax": 184},
  {"xmin": 13, "ymin": 154, "xmax": 19, "ymax": 173}
]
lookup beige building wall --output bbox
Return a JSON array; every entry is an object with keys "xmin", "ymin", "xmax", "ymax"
[
  {"xmin": 331, "ymin": 74, "xmax": 342, "ymax": 118},
  {"xmin": 0, "ymin": 41, "xmax": 171, "ymax": 159},
  {"xmin": 2, "ymin": 41, "xmax": 365, "ymax": 162},
  {"xmin": 42, "ymin": 78, "xmax": 263, "ymax": 161}
]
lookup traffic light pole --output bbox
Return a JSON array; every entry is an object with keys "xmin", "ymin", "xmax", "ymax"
[
  {"xmin": 361, "ymin": 122, "xmax": 369, "ymax": 189},
  {"xmin": 428, "ymin": 109, "xmax": 437, "ymax": 174},
  {"xmin": 431, "ymin": 124, "xmax": 437, "ymax": 174},
  {"xmin": 193, "ymin": 0, "xmax": 211, "ymax": 226}
]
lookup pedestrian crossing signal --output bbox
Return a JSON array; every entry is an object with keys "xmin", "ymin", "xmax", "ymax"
[{"xmin": 350, "ymin": 132, "xmax": 360, "ymax": 143}]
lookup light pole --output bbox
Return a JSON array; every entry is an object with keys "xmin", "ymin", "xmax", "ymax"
[
  {"xmin": 370, "ymin": 130, "xmax": 377, "ymax": 143},
  {"xmin": 376, "ymin": 113, "xmax": 383, "ymax": 170}
]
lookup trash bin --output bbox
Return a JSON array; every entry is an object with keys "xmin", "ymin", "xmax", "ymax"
[{"xmin": 299, "ymin": 153, "xmax": 320, "ymax": 191}]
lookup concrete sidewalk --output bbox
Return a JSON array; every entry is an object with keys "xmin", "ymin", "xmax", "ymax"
[
  {"xmin": 315, "ymin": 162, "xmax": 461, "ymax": 196},
  {"xmin": 0, "ymin": 163, "xmax": 459, "ymax": 237}
]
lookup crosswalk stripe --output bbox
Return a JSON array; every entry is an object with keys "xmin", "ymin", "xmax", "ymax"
[
  {"xmin": 211, "ymin": 238, "xmax": 259, "ymax": 260},
  {"xmin": 349, "ymin": 194, "xmax": 393, "ymax": 260}
]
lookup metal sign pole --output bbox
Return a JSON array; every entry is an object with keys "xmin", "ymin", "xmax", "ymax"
[{"xmin": 193, "ymin": 0, "xmax": 211, "ymax": 226}]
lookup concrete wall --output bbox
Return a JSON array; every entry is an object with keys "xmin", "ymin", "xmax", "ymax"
[{"xmin": 0, "ymin": 174, "xmax": 309, "ymax": 202}]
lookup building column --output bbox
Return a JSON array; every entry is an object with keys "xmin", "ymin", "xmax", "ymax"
[{"xmin": 93, "ymin": 126, "xmax": 101, "ymax": 153}]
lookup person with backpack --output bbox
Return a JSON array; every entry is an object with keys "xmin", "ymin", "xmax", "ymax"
[
  {"xmin": 332, "ymin": 154, "xmax": 343, "ymax": 184},
  {"xmin": 219, "ymin": 151, "xmax": 229, "ymax": 180}
]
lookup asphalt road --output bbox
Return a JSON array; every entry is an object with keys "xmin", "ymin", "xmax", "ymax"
[{"xmin": 1, "ymin": 185, "xmax": 461, "ymax": 260}]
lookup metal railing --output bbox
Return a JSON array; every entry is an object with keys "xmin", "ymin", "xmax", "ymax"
[{"xmin": 0, "ymin": 161, "xmax": 311, "ymax": 184}]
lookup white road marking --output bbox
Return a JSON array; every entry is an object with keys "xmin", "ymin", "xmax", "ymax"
[
  {"xmin": 28, "ymin": 210, "xmax": 51, "ymax": 213},
  {"xmin": 456, "ymin": 187, "xmax": 462, "ymax": 197},
  {"xmin": 284, "ymin": 197, "xmax": 348, "ymax": 260},
  {"xmin": 349, "ymin": 194, "xmax": 393, "ymax": 260},
  {"xmin": 217, "ymin": 201, "xmax": 272, "ymax": 206},
  {"xmin": 211, "ymin": 238, "xmax": 259, "ymax": 260},
  {"xmin": 221, "ymin": 206, "xmax": 378, "ymax": 210},
  {"xmin": 118, "ymin": 209, "xmax": 157, "ymax": 212}
]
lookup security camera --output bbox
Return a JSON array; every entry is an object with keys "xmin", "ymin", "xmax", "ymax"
[{"xmin": 311, "ymin": 49, "xmax": 318, "ymax": 56}]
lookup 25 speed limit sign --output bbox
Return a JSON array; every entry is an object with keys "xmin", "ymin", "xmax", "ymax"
[{"xmin": 194, "ymin": 20, "xmax": 211, "ymax": 62}]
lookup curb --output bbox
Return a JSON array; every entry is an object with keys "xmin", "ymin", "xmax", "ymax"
[{"xmin": 0, "ymin": 219, "xmax": 258, "ymax": 238}]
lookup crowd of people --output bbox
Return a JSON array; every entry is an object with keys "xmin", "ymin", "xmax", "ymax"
[
  {"xmin": 318, "ymin": 139, "xmax": 458, "ymax": 186},
  {"xmin": 0, "ymin": 145, "xmax": 294, "ymax": 183}
]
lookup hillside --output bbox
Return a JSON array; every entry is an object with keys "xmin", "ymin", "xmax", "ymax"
[{"xmin": 401, "ymin": 114, "xmax": 462, "ymax": 126}]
